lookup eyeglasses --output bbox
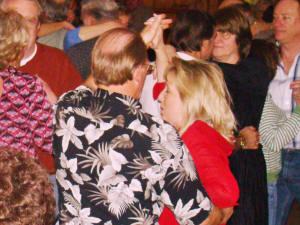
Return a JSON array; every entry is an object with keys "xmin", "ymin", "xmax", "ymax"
[{"xmin": 216, "ymin": 31, "xmax": 232, "ymax": 40}]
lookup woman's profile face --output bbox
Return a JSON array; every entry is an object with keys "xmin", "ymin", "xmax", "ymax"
[
  {"xmin": 158, "ymin": 76, "xmax": 184, "ymax": 131},
  {"xmin": 212, "ymin": 29, "xmax": 240, "ymax": 64}
]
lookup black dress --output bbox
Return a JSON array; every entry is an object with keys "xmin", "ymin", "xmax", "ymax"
[{"xmin": 215, "ymin": 57, "xmax": 270, "ymax": 225}]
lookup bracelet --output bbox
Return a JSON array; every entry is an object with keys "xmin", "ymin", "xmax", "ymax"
[{"xmin": 235, "ymin": 134, "xmax": 246, "ymax": 149}]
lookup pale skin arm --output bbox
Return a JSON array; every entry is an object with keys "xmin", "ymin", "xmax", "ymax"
[
  {"xmin": 221, "ymin": 207, "xmax": 234, "ymax": 224},
  {"xmin": 38, "ymin": 21, "xmax": 75, "ymax": 37},
  {"xmin": 142, "ymin": 14, "xmax": 173, "ymax": 81},
  {"xmin": 78, "ymin": 20, "xmax": 125, "ymax": 41},
  {"xmin": 200, "ymin": 206, "xmax": 224, "ymax": 225}
]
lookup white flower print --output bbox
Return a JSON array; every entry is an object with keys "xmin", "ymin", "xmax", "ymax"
[
  {"xmin": 129, "ymin": 179, "xmax": 143, "ymax": 192},
  {"xmin": 98, "ymin": 165, "xmax": 127, "ymax": 186},
  {"xmin": 128, "ymin": 119, "xmax": 149, "ymax": 135},
  {"xmin": 104, "ymin": 221, "xmax": 113, "ymax": 225},
  {"xmin": 60, "ymin": 153, "xmax": 84, "ymax": 185},
  {"xmin": 56, "ymin": 169, "xmax": 69, "ymax": 190},
  {"xmin": 160, "ymin": 190, "xmax": 173, "ymax": 207},
  {"xmin": 196, "ymin": 190, "xmax": 212, "ymax": 211},
  {"xmin": 84, "ymin": 122, "xmax": 113, "ymax": 145},
  {"xmin": 181, "ymin": 146, "xmax": 198, "ymax": 181},
  {"xmin": 109, "ymin": 148, "xmax": 128, "ymax": 172},
  {"xmin": 56, "ymin": 116, "xmax": 84, "ymax": 152},
  {"xmin": 174, "ymin": 199, "xmax": 201, "ymax": 225},
  {"xmin": 129, "ymin": 204, "xmax": 156, "ymax": 225},
  {"xmin": 65, "ymin": 206, "xmax": 101, "ymax": 225},
  {"xmin": 107, "ymin": 182, "xmax": 137, "ymax": 218}
]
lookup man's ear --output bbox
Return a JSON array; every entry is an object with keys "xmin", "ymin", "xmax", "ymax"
[
  {"xmin": 37, "ymin": 21, "xmax": 41, "ymax": 32},
  {"xmin": 132, "ymin": 65, "xmax": 145, "ymax": 84}
]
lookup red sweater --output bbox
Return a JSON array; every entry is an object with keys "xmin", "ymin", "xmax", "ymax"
[
  {"xmin": 20, "ymin": 43, "xmax": 82, "ymax": 97},
  {"xmin": 20, "ymin": 43, "xmax": 83, "ymax": 173},
  {"xmin": 159, "ymin": 120, "xmax": 239, "ymax": 225}
]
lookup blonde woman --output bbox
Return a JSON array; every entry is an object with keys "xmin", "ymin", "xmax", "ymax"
[{"xmin": 157, "ymin": 58, "xmax": 239, "ymax": 225}]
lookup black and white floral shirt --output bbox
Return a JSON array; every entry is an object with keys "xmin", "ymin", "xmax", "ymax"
[{"xmin": 53, "ymin": 86, "xmax": 212, "ymax": 225}]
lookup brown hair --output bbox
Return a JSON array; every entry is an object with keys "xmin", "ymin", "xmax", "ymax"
[
  {"xmin": 214, "ymin": 5, "xmax": 252, "ymax": 60},
  {"xmin": 91, "ymin": 28, "xmax": 147, "ymax": 85},
  {"xmin": 250, "ymin": 39, "xmax": 280, "ymax": 80},
  {"xmin": 170, "ymin": 9, "xmax": 215, "ymax": 52},
  {"xmin": 0, "ymin": 147, "xmax": 55, "ymax": 225},
  {"xmin": 0, "ymin": 10, "xmax": 28, "ymax": 70}
]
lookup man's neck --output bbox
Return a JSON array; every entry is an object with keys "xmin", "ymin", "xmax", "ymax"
[
  {"xmin": 281, "ymin": 40, "xmax": 300, "ymax": 61},
  {"xmin": 280, "ymin": 40, "xmax": 300, "ymax": 74},
  {"xmin": 97, "ymin": 82, "xmax": 139, "ymax": 99}
]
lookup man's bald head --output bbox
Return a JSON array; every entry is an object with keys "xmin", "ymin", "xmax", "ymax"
[{"xmin": 91, "ymin": 28, "xmax": 147, "ymax": 86}]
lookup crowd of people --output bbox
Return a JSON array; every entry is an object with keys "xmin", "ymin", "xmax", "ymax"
[{"xmin": 0, "ymin": 0, "xmax": 299, "ymax": 224}]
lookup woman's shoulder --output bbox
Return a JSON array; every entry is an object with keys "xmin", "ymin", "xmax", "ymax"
[{"xmin": 182, "ymin": 120, "xmax": 233, "ymax": 155}]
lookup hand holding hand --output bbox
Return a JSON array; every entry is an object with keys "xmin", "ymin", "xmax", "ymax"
[
  {"xmin": 141, "ymin": 14, "xmax": 172, "ymax": 48},
  {"xmin": 239, "ymin": 126, "xmax": 259, "ymax": 149},
  {"xmin": 62, "ymin": 21, "xmax": 75, "ymax": 30}
]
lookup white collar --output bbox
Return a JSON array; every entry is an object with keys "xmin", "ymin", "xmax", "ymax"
[{"xmin": 20, "ymin": 44, "xmax": 37, "ymax": 67}]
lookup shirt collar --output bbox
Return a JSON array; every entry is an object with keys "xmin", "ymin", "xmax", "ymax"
[{"xmin": 20, "ymin": 44, "xmax": 37, "ymax": 67}]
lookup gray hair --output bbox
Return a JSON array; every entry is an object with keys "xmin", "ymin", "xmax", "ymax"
[
  {"xmin": 41, "ymin": 0, "xmax": 69, "ymax": 23},
  {"xmin": 81, "ymin": 0, "xmax": 119, "ymax": 21}
]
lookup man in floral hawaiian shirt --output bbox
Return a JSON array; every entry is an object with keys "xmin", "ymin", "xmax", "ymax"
[{"xmin": 53, "ymin": 23, "xmax": 222, "ymax": 224}]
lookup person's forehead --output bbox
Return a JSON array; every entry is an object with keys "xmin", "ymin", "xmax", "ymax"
[
  {"xmin": 6, "ymin": 0, "xmax": 39, "ymax": 18},
  {"xmin": 275, "ymin": 0, "xmax": 300, "ymax": 14}
]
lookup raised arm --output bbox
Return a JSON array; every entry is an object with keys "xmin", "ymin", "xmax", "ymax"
[{"xmin": 142, "ymin": 14, "xmax": 174, "ymax": 82}]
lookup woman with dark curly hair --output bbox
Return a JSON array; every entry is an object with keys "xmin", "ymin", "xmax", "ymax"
[{"xmin": 0, "ymin": 147, "xmax": 55, "ymax": 224}]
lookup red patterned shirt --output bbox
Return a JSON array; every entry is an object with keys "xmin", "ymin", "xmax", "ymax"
[{"xmin": 0, "ymin": 67, "xmax": 53, "ymax": 157}]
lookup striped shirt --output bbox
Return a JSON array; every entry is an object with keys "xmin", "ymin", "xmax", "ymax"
[{"xmin": 259, "ymin": 94, "xmax": 300, "ymax": 182}]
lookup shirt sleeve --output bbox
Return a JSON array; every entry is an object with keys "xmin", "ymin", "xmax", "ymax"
[
  {"xmin": 64, "ymin": 27, "xmax": 82, "ymax": 51},
  {"xmin": 191, "ymin": 144, "xmax": 239, "ymax": 208},
  {"xmin": 160, "ymin": 143, "xmax": 212, "ymax": 224},
  {"xmin": 259, "ymin": 93, "xmax": 300, "ymax": 151},
  {"xmin": 29, "ymin": 78, "xmax": 53, "ymax": 154}
]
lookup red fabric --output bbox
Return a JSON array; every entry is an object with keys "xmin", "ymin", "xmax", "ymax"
[
  {"xmin": 20, "ymin": 43, "xmax": 82, "ymax": 97},
  {"xmin": 20, "ymin": 43, "xmax": 83, "ymax": 173},
  {"xmin": 0, "ymin": 67, "xmax": 53, "ymax": 158},
  {"xmin": 153, "ymin": 82, "xmax": 166, "ymax": 100},
  {"xmin": 159, "ymin": 120, "xmax": 239, "ymax": 225}
]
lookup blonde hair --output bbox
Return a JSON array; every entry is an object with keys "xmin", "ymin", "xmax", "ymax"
[
  {"xmin": 166, "ymin": 58, "xmax": 236, "ymax": 141},
  {"xmin": 0, "ymin": 9, "xmax": 28, "ymax": 70},
  {"xmin": 91, "ymin": 28, "xmax": 147, "ymax": 86}
]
